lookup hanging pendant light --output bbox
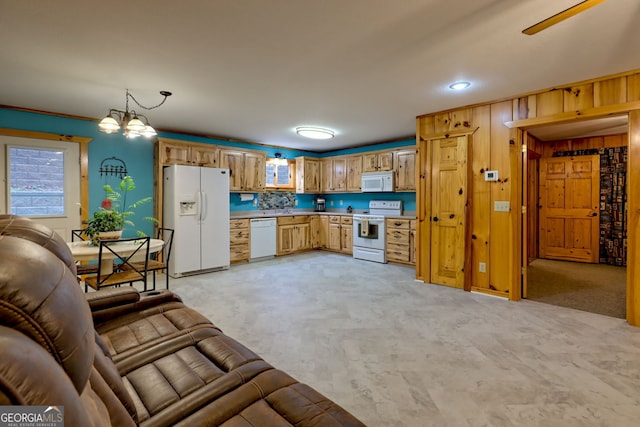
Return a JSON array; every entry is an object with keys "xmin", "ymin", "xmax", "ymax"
[{"xmin": 98, "ymin": 89, "xmax": 171, "ymax": 138}]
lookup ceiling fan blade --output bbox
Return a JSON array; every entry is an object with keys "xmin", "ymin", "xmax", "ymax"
[{"xmin": 522, "ymin": 0, "xmax": 607, "ymax": 35}]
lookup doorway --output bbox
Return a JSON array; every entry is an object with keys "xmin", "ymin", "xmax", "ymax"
[{"xmin": 523, "ymin": 117, "xmax": 628, "ymax": 319}]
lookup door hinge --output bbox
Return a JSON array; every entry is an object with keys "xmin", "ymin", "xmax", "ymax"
[
  {"xmin": 521, "ymin": 267, "xmax": 526, "ymax": 276},
  {"xmin": 522, "ymin": 144, "xmax": 527, "ymax": 153},
  {"xmin": 521, "ymin": 205, "xmax": 526, "ymax": 214}
]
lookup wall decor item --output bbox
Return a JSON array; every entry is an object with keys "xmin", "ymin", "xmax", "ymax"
[{"xmin": 98, "ymin": 157, "xmax": 128, "ymax": 179}]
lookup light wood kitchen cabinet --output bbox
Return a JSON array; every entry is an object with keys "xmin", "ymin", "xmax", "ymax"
[
  {"xmin": 321, "ymin": 157, "xmax": 347, "ymax": 192},
  {"xmin": 340, "ymin": 216, "xmax": 353, "ymax": 254},
  {"xmin": 327, "ymin": 215, "xmax": 352, "ymax": 254},
  {"xmin": 318, "ymin": 215, "xmax": 328, "ymax": 249},
  {"xmin": 159, "ymin": 140, "xmax": 219, "ymax": 167},
  {"xmin": 346, "ymin": 155, "xmax": 362, "ymax": 192},
  {"xmin": 362, "ymin": 150, "xmax": 393, "ymax": 172},
  {"xmin": 277, "ymin": 216, "xmax": 312, "ymax": 255},
  {"xmin": 295, "ymin": 156, "xmax": 321, "ymax": 194},
  {"xmin": 386, "ymin": 218, "xmax": 415, "ymax": 265},
  {"xmin": 393, "ymin": 149, "xmax": 416, "ymax": 191},
  {"xmin": 230, "ymin": 218, "xmax": 250, "ymax": 264},
  {"xmin": 310, "ymin": 215, "xmax": 322, "ymax": 248},
  {"xmin": 219, "ymin": 149, "xmax": 266, "ymax": 192}
]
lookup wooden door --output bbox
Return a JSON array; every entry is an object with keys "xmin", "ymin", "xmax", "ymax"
[
  {"xmin": 321, "ymin": 159, "xmax": 333, "ymax": 192},
  {"xmin": 295, "ymin": 223, "xmax": 311, "ymax": 251},
  {"xmin": 362, "ymin": 153, "xmax": 378, "ymax": 172},
  {"xmin": 191, "ymin": 146, "xmax": 219, "ymax": 167},
  {"xmin": 539, "ymin": 155, "xmax": 600, "ymax": 263},
  {"xmin": 430, "ymin": 136, "xmax": 468, "ymax": 288},
  {"xmin": 341, "ymin": 224, "xmax": 353, "ymax": 254},
  {"xmin": 277, "ymin": 225, "xmax": 296, "ymax": 255}
]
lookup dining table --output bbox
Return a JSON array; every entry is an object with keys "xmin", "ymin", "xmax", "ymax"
[{"xmin": 67, "ymin": 238, "xmax": 165, "ymax": 275}]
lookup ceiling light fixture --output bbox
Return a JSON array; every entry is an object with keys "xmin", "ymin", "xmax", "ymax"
[
  {"xmin": 296, "ymin": 126, "xmax": 335, "ymax": 140},
  {"xmin": 448, "ymin": 81, "xmax": 471, "ymax": 91},
  {"xmin": 98, "ymin": 89, "xmax": 172, "ymax": 138}
]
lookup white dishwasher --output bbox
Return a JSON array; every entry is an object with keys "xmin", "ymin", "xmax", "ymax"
[{"xmin": 250, "ymin": 218, "xmax": 277, "ymax": 260}]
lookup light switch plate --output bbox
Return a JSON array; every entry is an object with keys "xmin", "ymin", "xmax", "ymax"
[{"xmin": 494, "ymin": 201, "xmax": 510, "ymax": 212}]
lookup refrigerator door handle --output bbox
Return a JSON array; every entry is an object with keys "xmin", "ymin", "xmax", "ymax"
[
  {"xmin": 196, "ymin": 191, "xmax": 203, "ymax": 221},
  {"xmin": 200, "ymin": 191, "xmax": 208, "ymax": 221}
]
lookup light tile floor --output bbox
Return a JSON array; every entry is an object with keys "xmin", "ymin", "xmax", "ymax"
[{"xmin": 165, "ymin": 252, "xmax": 640, "ymax": 427}]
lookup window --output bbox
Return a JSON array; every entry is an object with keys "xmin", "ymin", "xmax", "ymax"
[
  {"xmin": 9, "ymin": 146, "xmax": 65, "ymax": 216},
  {"xmin": 266, "ymin": 158, "xmax": 295, "ymax": 189}
]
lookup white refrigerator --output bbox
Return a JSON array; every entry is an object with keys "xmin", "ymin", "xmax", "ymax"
[{"xmin": 163, "ymin": 165, "xmax": 230, "ymax": 277}]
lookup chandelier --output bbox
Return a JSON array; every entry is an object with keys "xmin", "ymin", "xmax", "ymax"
[{"xmin": 98, "ymin": 89, "xmax": 172, "ymax": 138}]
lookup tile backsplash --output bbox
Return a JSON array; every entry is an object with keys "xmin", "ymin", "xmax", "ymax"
[{"xmin": 257, "ymin": 191, "xmax": 296, "ymax": 209}]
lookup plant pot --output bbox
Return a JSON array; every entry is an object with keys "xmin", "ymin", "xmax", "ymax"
[{"xmin": 97, "ymin": 230, "xmax": 123, "ymax": 241}]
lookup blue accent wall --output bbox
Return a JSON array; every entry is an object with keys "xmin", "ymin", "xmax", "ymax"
[{"xmin": 0, "ymin": 107, "xmax": 416, "ymax": 229}]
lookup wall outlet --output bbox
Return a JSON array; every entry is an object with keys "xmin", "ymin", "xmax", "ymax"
[
  {"xmin": 294, "ymin": 199, "xmax": 298, "ymax": 207},
  {"xmin": 339, "ymin": 200, "xmax": 343, "ymax": 206},
  {"xmin": 330, "ymin": 200, "xmax": 334, "ymax": 206},
  {"xmin": 252, "ymin": 199, "xmax": 257, "ymax": 207},
  {"xmin": 479, "ymin": 262, "xmax": 486, "ymax": 273},
  {"xmin": 494, "ymin": 201, "xmax": 510, "ymax": 212}
]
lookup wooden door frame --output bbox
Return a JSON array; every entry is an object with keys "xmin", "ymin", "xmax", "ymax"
[
  {"xmin": 416, "ymin": 128, "xmax": 476, "ymax": 290},
  {"xmin": 0, "ymin": 128, "xmax": 92, "ymax": 223},
  {"xmin": 516, "ymin": 111, "xmax": 640, "ymax": 326}
]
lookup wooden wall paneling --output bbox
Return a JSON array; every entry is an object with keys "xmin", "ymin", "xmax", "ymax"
[
  {"xmin": 512, "ymin": 95, "xmax": 536, "ymax": 121},
  {"xmin": 563, "ymin": 84, "xmax": 594, "ymax": 112},
  {"xmin": 603, "ymin": 134, "xmax": 625, "ymax": 148},
  {"xmin": 434, "ymin": 109, "xmax": 473, "ymax": 135},
  {"xmin": 470, "ymin": 105, "xmax": 491, "ymax": 290},
  {"xmin": 415, "ymin": 119, "xmax": 431, "ymax": 282},
  {"xmin": 488, "ymin": 101, "xmax": 514, "ymax": 297},
  {"xmin": 628, "ymin": 73, "xmax": 640, "ymax": 102},
  {"xmin": 511, "ymin": 128, "xmax": 523, "ymax": 300},
  {"xmin": 536, "ymin": 90, "xmax": 564, "ymax": 117},
  {"xmin": 627, "ymin": 110, "xmax": 640, "ymax": 326},
  {"xmin": 594, "ymin": 77, "xmax": 627, "ymax": 107}
]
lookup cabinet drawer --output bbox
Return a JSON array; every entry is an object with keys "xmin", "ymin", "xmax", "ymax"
[
  {"xmin": 340, "ymin": 216, "xmax": 353, "ymax": 225},
  {"xmin": 386, "ymin": 243, "xmax": 410, "ymax": 262},
  {"xmin": 230, "ymin": 229, "xmax": 250, "ymax": 243},
  {"xmin": 277, "ymin": 215, "xmax": 310, "ymax": 225},
  {"xmin": 230, "ymin": 244, "xmax": 249, "ymax": 262},
  {"xmin": 387, "ymin": 229, "xmax": 410, "ymax": 244},
  {"xmin": 230, "ymin": 219, "xmax": 249, "ymax": 230},
  {"xmin": 386, "ymin": 218, "xmax": 411, "ymax": 229},
  {"xmin": 329, "ymin": 216, "xmax": 341, "ymax": 224}
]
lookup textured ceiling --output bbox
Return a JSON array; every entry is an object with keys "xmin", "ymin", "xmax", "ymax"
[{"xmin": 1, "ymin": 0, "xmax": 639, "ymax": 151}]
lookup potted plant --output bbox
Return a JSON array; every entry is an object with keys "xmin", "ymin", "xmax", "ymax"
[{"xmin": 84, "ymin": 175, "xmax": 156, "ymax": 244}]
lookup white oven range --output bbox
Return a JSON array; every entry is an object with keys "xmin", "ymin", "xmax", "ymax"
[{"xmin": 352, "ymin": 200, "xmax": 402, "ymax": 263}]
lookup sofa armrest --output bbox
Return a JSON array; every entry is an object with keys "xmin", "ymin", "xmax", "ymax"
[
  {"xmin": 86, "ymin": 287, "xmax": 140, "ymax": 311},
  {"xmin": 89, "ymin": 288, "xmax": 183, "ymax": 325}
]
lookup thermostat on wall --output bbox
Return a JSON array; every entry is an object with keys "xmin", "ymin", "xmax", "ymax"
[{"xmin": 484, "ymin": 170, "xmax": 499, "ymax": 181}]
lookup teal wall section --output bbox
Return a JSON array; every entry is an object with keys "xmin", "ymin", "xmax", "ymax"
[{"xmin": 0, "ymin": 107, "xmax": 416, "ymax": 231}]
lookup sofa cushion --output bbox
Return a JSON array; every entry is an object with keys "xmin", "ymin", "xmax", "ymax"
[
  {"xmin": 0, "ymin": 235, "xmax": 94, "ymax": 394},
  {"xmin": 0, "ymin": 214, "xmax": 77, "ymax": 274}
]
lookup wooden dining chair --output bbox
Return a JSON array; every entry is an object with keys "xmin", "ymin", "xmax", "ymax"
[
  {"xmin": 71, "ymin": 229, "xmax": 100, "ymax": 277},
  {"xmin": 122, "ymin": 228, "xmax": 174, "ymax": 290},
  {"xmin": 84, "ymin": 237, "xmax": 150, "ymax": 292}
]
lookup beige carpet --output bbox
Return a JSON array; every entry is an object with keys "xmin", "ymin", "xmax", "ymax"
[{"xmin": 527, "ymin": 258, "xmax": 626, "ymax": 319}]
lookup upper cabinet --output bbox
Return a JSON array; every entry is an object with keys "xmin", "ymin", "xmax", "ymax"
[
  {"xmin": 159, "ymin": 140, "xmax": 219, "ymax": 167},
  {"xmin": 321, "ymin": 157, "xmax": 347, "ymax": 193},
  {"xmin": 362, "ymin": 150, "xmax": 393, "ymax": 172},
  {"xmin": 346, "ymin": 155, "xmax": 362, "ymax": 192},
  {"xmin": 295, "ymin": 157, "xmax": 321, "ymax": 194},
  {"xmin": 393, "ymin": 149, "xmax": 416, "ymax": 191},
  {"xmin": 219, "ymin": 149, "xmax": 266, "ymax": 192}
]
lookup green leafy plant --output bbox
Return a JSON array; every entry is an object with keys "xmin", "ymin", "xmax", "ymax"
[{"xmin": 84, "ymin": 175, "xmax": 156, "ymax": 242}]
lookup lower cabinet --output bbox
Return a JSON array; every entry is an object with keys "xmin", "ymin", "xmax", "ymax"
[
  {"xmin": 386, "ymin": 218, "xmax": 416, "ymax": 265},
  {"xmin": 326, "ymin": 215, "xmax": 352, "ymax": 255},
  {"xmin": 230, "ymin": 219, "xmax": 250, "ymax": 263},
  {"xmin": 277, "ymin": 216, "xmax": 312, "ymax": 255}
]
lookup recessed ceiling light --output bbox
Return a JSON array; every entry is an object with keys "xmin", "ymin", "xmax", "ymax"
[
  {"xmin": 449, "ymin": 81, "xmax": 471, "ymax": 91},
  {"xmin": 296, "ymin": 126, "xmax": 335, "ymax": 139}
]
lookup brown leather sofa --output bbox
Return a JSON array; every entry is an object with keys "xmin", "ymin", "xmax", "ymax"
[{"xmin": 0, "ymin": 215, "xmax": 365, "ymax": 426}]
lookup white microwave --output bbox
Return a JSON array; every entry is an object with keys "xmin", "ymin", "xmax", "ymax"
[{"xmin": 361, "ymin": 171, "xmax": 395, "ymax": 192}]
